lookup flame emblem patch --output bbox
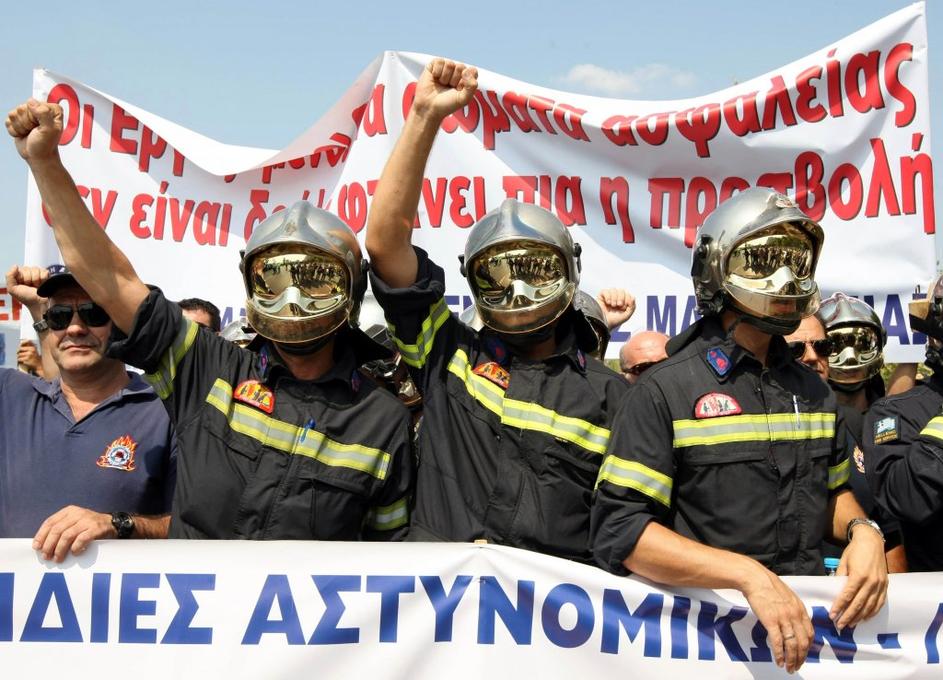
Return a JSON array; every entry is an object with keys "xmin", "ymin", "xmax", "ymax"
[{"xmin": 97, "ymin": 435, "xmax": 138, "ymax": 472}]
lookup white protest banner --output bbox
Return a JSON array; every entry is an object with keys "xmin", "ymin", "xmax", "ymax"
[
  {"xmin": 21, "ymin": 3, "xmax": 935, "ymax": 359},
  {"xmin": 0, "ymin": 539, "xmax": 941, "ymax": 678}
]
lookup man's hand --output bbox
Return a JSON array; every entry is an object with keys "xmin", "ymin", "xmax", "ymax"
[
  {"xmin": 5, "ymin": 99, "xmax": 63, "ymax": 163},
  {"xmin": 16, "ymin": 340, "xmax": 43, "ymax": 376},
  {"xmin": 742, "ymin": 567, "xmax": 813, "ymax": 674},
  {"xmin": 411, "ymin": 58, "xmax": 478, "ymax": 123},
  {"xmin": 597, "ymin": 288, "xmax": 636, "ymax": 331},
  {"xmin": 5, "ymin": 265, "xmax": 48, "ymax": 319},
  {"xmin": 32, "ymin": 505, "xmax": 117, "ymax": 562},
  {"xmin": 831, "ymin": 524, "xmax": 888, "ymax": 631}
]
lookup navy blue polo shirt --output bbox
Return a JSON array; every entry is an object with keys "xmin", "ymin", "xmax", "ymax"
[{"xmin": 0, "ymin": 369, "xmax": 177, "ymax": 537}]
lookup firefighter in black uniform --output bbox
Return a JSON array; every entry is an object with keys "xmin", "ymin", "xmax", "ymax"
[
  {"xmin": 865, "ymin": 273, "xmax": 943, "ymax": 571},
  {"xmin": 591, "ymin": 187, "xmax": 888, "ymax": 674},
  {"xmin": 364, "ymin": 58, "xmax": 628, "ymax": 563},
  {"xmin": 6, "ymin": 99, "xmax": 413, "ymax": 541},
  {"xmin": 810, "ymin": 294, "xmax": 907, "ymax": 571}
]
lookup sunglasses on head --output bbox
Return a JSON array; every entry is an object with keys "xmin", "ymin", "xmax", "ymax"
[
  {"xmin": 787, "ymin": 338, "xmax": 832, "ymax": 360},
  {"xmin": 43, "ymin": 302, "xmax": 111, "ymax": 331}
]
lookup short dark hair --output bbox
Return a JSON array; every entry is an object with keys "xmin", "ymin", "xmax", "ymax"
[{"xmin": 178, "ymin": 297, "xmax": 221, "ymax": 333}]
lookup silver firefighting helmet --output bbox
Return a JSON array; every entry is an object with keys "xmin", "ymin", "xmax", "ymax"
[
  {"xmin": 240, "ymin": 201, "xmax": 366, "ymax": 345},
  {"xmin": 459, "ymin": 199, "xmax": 581, "ymax": 334},
  {"xmin": 691, "ymin": 187, "xmax": 824, "ymax": 335},
  {"xmin": 574, "ymin": 290, "xmax": 610, "ymax": 359},
  {"xmin": 818, "ymin": 293, "xmax": 886, "ymax": 387},
  {"xmin": 909, "ymin": 272, "xmax": 943, "ymax": 367},
  {"xmin": 459, "ymin": 304, "xmax": 484, "ymax": 331}
]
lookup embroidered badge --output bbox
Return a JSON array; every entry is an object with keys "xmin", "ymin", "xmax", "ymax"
[
  {"xmin": 873, "ymin": 416, "xmax": 899, "ymax": 444},
  {"xmin": 694, "ymin": 392, "xmax": 743, "ymax": 418},
  {"xmin": 234, "ymin": 380, "xmax": 275, "ymax": 414},
  {"xmin": 473, "ymin": 361, "xmax": 511, "ymax": 390},
  {"xmin": 853, "ymin": 446, "xmax": 866, "ymax": 474},
  {"xmin": 706, "ymin": 347, "xmax": 732, "ymax": 377},
  {"xmin": 97, "ymin": 435, "xmax": 137, "ymax": 472}
]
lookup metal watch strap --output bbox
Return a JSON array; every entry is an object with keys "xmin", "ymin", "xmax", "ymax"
[
  {"xmin": 846, "ymin": 517, "xmax": 884, "ymax": 544},
  {"xmin": 111, "ymin": 511, "xmax": 135, "ymax": 539}
]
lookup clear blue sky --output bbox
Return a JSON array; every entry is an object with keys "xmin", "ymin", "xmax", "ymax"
[{"xmin": 0, "ymin": 1, "xmax": 938, "ymax": 279}]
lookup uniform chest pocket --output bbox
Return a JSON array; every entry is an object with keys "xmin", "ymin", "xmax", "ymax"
[
  {"xmin": 280, "ymin": 463, "xmax": 371, "ymax": 540},
  {"xmin": 201, "ymin": 401, "xmax": 262, "ymax": 461},
  {"xmin": 445, "ymin": 367, "xmax": 504, "ymax": 432}
]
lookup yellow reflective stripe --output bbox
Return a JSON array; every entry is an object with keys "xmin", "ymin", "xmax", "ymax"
[
  {"xmin": 446, "ymin": 349, "xmax": 610, "ymax": 455},
  {"xmin": 367, "ymin": 497, "xmax": 409, "ymax": 531},
  {"xmin": 920, "ymin": 416, "xmax": 943, "ymax": 442},
  {"xmin": 828, "ymin": 458, "xmax": 851, "ymax": 490},
  {"xmin": 389, "ymin": 298, "xmax": 450, "ymax": 368},
  {"xmin": 596, "ymin": 455, "xmax": 672, "ymax": 507},
  {"xmin": 447, "ymin": 350, "xmax": 504, "ymax": 416},
  {"xmin": 673, "ymin": 412, "xmax": 836, "ymax": 447},
  {"xmin": 205, "ymin": 379, "xmax": 391, "ymax": 480},
  {"xmin": 144, "ymin": 317, "xmax": 200, "ymax": 399}
]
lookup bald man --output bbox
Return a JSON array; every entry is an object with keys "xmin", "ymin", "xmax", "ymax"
[{"xmin": 619, "ymin": 331, "xmax": 669, "ymax": 384}]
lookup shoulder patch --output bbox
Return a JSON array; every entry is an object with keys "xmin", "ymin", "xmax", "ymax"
[
  {"xmin": 706, "ymin": 347, "xmax": 732, "ymax": 377},
  {"xmin": 473, "ymin": 361, "xmax": 510, "ymax": 390},
  {"xmin": 484, "ymin": 336, "xmax": 508, "ymax": 366},
  {"xmin": 694, "ymin": 392, "xmax": 742, "ymax": 419},
  {"xmin": 853, "ymin": 446, "xmax": 866, "ymax": 474},
  {"xmin": 234, "ymin": 380, "xmax": 275, "ymax": 414},
  {"xmin": 873, "ymin": 416, "xmax": 899, "ymax": 444},
  {"xmin": 97, "ymin": 435, "xmax": 137, "ymax": 472}
]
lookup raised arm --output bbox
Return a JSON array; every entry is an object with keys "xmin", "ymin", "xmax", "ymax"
[
  {"xmin": 5, "ymin": 99, "xmax": 148, "ymax": 333},
  {"xmin": 365, "ymin": 58, "xmax": 477, "ymax": 288}
]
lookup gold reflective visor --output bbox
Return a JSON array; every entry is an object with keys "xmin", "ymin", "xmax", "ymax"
[
  {"xmin": 249, "ymin": 247, "xmax": 349, "ymax": 302},
  {"xmin": 471, "ymin": 242, "xmax": 568, "ymax": 309},
  {"xmin": 727, "ymin": 224, "xmax": 814, "ymax": 281},
  {"xmin": 827, "ymin": 326, "xmax": 880, "ymax": 359}
]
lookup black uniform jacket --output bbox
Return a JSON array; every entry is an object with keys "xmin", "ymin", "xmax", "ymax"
[
  {"xmin": 864, "ymin": 372, "xmax": 943, "ymax": 570},
  {"xmin": 109, "ymin": 288, "xmax": 414, "ymax": 540},
  {"xmin": 592, "ymin": 316, "xmax": 851, "ymax": 576},
  {"xmin": 370, "ymin": 247, "xmax": 628, "ymax": 562}
]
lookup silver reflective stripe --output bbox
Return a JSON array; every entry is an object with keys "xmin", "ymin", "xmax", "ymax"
[
  {"xmin": 828, "ymin": 458, "xmax": 851, "ymax": 490},
  {"xmin": 920, "ymin": 416, "xmax": 943, "ymax": 442},
  {"xmin": 368, "ymin": 497, "xmax": 409, "ymax": 530},
  {"xmin": 673, "ymin": 413, "xmax": 835, "ymax": 447},
  {"xmin": 596, "ymin": 455, "xmax": 672, "ymax": 507},
  {"xmin": 390, "ymin": 298, "xmax": 450, "ymax": 368},
  {"xmin": 144, "ymin": 317, "xmax": 200, "ymax": 399}
]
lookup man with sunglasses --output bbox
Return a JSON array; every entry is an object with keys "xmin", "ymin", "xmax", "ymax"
[
  {"xmin": 785, "ymin": 309, "xmax": 907, "ymax": 572},
  {"xmin": 6, "ymin": 99, "xmax": 413, "ymax": 542},
  {"xmin": 592, "ymin": 188, "xmax": 887, "ymax": 675},
  {"xmin": 0, "ymin": 264, "xmax": 176, "ymax": 561},
  {"xmin": 619, "ymin": 331, "xmax": 669, "ymax": 384},
  {"xmin": 364, "ymin": 59, "xmax": 628, "ymax": 562}
]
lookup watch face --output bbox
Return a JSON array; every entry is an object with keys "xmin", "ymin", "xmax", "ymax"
[{"xmin": 112, "ymin": 512, "xmax": 134, "ymax": 538}]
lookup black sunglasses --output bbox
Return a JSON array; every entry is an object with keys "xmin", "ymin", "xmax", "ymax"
[
  {"xmin": 624, "ymin": 360, "xmax": 659, "ymax": 376},
  {"xmin": 787, "ymin": 339, "xmax": 832, "ymax": 360},
  {"xmin": 43, "ymin": 302, "xmax": 111, "ymax": 331}
]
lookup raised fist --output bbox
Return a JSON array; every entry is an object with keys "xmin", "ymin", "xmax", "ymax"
[
  {"xmin": 412, "ymin": 58, "xmax": 478, "ymax": 122},
  {"xmin": 5, "ymin": 98, "xmax": 63, "ymax": 162},
  {"xmin": 597, "ymin": 288, "xmax": 636, "ymax": 330},
  {"xmin": 5, "ymin": 265, "xmax": 48, "ymax": 317}
]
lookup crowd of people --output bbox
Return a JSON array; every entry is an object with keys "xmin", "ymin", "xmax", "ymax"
[{"xmin": 3, "ymin": 58, "xmax": 942, "ymax": 673}]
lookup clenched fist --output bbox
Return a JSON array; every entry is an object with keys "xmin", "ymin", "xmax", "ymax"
[
  {"xmin": 5, "ymin": 98, "xmax": 63, "ymax": 163},
  {"xmin": 411, "ymin": 58, "xmax": 478, "ymax": 122}
]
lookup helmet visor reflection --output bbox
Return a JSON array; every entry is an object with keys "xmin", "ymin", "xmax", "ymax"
[
  {"xmin": 827, "ymin": 326, "xmax": 880, "ymax": 362},
  {"xmin": 471, "ymin": 242, "xmax": 568, "ymax": 310},
  {"xmin": 249, "ymin": 247, "xmax": 349, "ymax": 313},
  {"xmin": 726, "ymin": 224, "xmax": 814, "ymax": 281}
]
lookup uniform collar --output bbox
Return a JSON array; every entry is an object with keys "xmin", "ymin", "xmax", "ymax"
[
  {"xmin": 30, "ymin": 371, "xmax": 151, "ymax": 401},
  {"xmin": 256, "ymin": 340, "xmax": 363, "ymax": 390},
  {"xmin": 482, "ymin": 324, "xmax": 587, "ymax": 374},
  {"xmin": 696, "ymin": 316, "xmax": 792, "ymax": 382}
]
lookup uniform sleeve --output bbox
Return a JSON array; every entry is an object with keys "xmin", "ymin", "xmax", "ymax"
[
  {"xmin": 163, "ymin": 433, "xmax": 179, "ymax": 512},
  {"xmin": 591, "ymin": 379, "xmax": 675, "ymax": 575},
  {"xmin": 827, "ymin": 408, "xmax": 853, "ymax": 496},
  {"xmin": 369, "ymin": 247, "xmax": 460, "ymax": 395},
  {"xmin": 362, "ymin": 410, "xmax": 415, "ymax": 542},
  {"xmin": 108, "ymin": 287, "xmax": 240, "ymax": 425},
  {"xmin": 865, "ymin": 401, "xmax": 943, "ymax": 525}
]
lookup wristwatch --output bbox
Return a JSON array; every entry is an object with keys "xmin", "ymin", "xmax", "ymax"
[
  {"xmin": 111, "ymin": 511, "xmax": 135, "ymax": 539},
  {"xmin": 32, "ymin": 319, "xmax": 49, "ymax": 333},
  {"xmin": 846, "ymin": 517, "xmax": 884, "ymax": 543}
]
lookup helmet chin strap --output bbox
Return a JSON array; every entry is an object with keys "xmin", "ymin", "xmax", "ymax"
[
  {"xmin": 829, "ymin": 379, "xmax": 867, "ymax": 394},
  {"xmin": 738, "ymin": 312, "xmax": 801, "ymax": 336},
  {"xmin": 274, "ymin": 333, "xmax": 334, "ymax": 356},
  {"xmin": 496, "ymin": 321, "xmax": 557, "ymax": 351}
]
